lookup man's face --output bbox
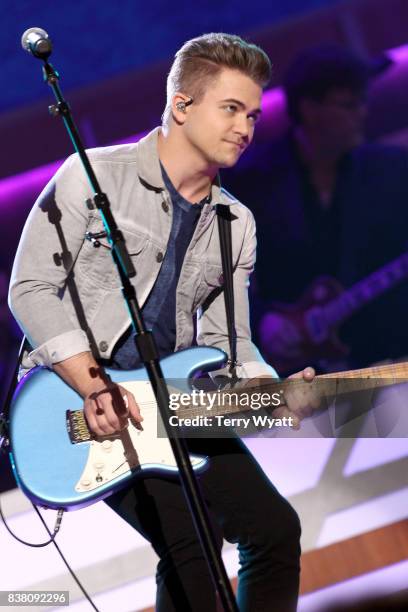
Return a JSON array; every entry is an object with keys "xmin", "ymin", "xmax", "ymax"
[
  {"xmin": 304, "ymin": 87, "xmax": 367, "ymax": 154},
  {"xmin": 181, "ymin": 68, "xmax": 263, "ymax": 169}
]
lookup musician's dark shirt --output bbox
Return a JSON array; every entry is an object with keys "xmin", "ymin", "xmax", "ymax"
[
  {"xmin": 109, "ymin": 165, "xmax": 203, "ymax": 369},
  {"xmin": 293, "ymin": 149, "xmax": 343, "ymax": 282}
]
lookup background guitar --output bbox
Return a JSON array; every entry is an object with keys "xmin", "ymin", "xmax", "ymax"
[{"xmin": 259, "ymin": 251, "xmax": 408, "ymax": 375}]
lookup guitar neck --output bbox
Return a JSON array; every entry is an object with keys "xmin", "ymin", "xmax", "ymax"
[
  {"xmin": 323, "ymin": 252, "xmax": 408, "ymax": 326},
  {"xmin": 315, "ymin": 360, "xmax": 408, "ymax": 398},
  {"xmin": 179, "ymin": 362, "xmax": 408, "ymax": 420},
  {"xmin": 319, "ymin": 360, "xmax": 408, "ymax": 380}
]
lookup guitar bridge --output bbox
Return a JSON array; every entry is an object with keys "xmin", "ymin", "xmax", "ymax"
[{"xmin": 66, "ymin": 410, "xmax": 92, "ymax": 444}]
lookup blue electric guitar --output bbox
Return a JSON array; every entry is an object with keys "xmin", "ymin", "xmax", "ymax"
[
  {"xmin": 8, "ymin": 346, "xmax": 408, "ymax": 511},
  {"xmin": 8, "ymin": 346, "xmax": 226, "ymax": 511}
]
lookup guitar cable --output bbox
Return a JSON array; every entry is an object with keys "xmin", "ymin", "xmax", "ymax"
[
  {"xmin": 0, "ymin": 496, "xmax": 63, "ymax": 547},
  {"xmin": 32, "ymin": 503, "xmax": 100, "ymax": 612},
  {"xmin": 0, "ymin": 416, "xmax": 64, "ymax": 548},
  {"xmin": 0, "ymin": 450, "xmax": 100, "ymax": 612}
]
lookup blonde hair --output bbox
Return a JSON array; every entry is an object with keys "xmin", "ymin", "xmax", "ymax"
[{"xmin": 163, "ymin": 33, "xmax": 272, "ymax": 125}]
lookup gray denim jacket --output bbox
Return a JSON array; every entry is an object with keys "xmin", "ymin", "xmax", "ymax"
[{"xmin": 9, "ymin": 128, "xmax": 276, "ymax": 379}]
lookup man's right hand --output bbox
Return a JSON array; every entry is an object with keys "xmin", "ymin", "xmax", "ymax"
[
  {"xmin": 83, "ymin": 380, "xmax": 143, "ymax": 437},
  {"xmin": 53, "ymin": 351, "xmax": 143, "ymax": 437}
]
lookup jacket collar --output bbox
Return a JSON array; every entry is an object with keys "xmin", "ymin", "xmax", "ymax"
[{"xmin": 135, "ymin": 127, "xmax": 236, "ymax": 206}]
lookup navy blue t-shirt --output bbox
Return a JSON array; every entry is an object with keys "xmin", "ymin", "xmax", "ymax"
[{"xmin": 109, "ymin": 165, "xmax": 203, "ymax": 369}]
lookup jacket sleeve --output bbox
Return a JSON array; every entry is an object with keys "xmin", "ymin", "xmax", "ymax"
[
  {"xmin": 196, "ymin": 207, "xmax": 278, "ymax": 380},
  {"xmin": 8, "ymin": 154, "xmax": 92, "ymax": 368}
]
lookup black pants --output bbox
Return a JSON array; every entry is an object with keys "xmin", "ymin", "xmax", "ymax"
[{"xmin": 105, "ymin": 437, "xmax": 301, "ymax": 611}]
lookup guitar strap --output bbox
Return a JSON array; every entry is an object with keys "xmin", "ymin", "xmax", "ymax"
[{"xmin": 216, "ymin": 204, "xmax": 238, "ymax": 380}]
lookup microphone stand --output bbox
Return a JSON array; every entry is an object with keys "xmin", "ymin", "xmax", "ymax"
[{"xmin": 14, "ymin": 39, "xmax": 238, "ymax": 612}]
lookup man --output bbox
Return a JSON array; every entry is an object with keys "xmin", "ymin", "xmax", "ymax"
[
  {"xmin": 9, "ymin": 34, "xmax": 316, "ymax": 611},
  {"xmin": 224, "ymin": 45, "xmax": 408, "ymax": 374}
]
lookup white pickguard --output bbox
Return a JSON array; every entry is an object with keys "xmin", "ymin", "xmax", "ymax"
[{"xmin": 75, "ymin": 380, "xmax": 205, "ymax": 493}]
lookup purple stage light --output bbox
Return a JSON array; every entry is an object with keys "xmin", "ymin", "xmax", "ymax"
[
  {"xmin": 0, "ymin": 162, "xmax": 62, "ymax": 211},
  {"xmin": 0, "ymin": 133, "xmax": 149, "ymax": 212},
  {"xmin": 388, "ymin": 43, "xmax": 408, "ymax": 62}
]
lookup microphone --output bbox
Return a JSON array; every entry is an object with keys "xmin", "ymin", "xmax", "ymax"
[{"xmin": 21, "ymin": 27, "xmax": 52, "ymax": 59}]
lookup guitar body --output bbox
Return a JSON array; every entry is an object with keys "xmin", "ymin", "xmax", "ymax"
[
  {"xmin": 263, "ymin": 276, "xmax": 349, "ymax": 374},
  {"xmin": 9, "ymin": 346, "xmax": 226, "ymax": 511}
]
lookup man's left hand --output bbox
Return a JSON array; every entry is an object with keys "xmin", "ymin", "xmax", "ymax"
[{"xmin": 274, "ymin": 367, "xmax": 319, "ymax": 429}]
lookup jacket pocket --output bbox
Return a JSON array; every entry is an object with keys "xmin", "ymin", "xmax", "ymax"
[
  {"xmin": 77, "ymin": 217, "xmax": 148, "ymax": 289},
  {"xmin": 203, "ymin": 262, "xmax": 224, "ymax": 288}
]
